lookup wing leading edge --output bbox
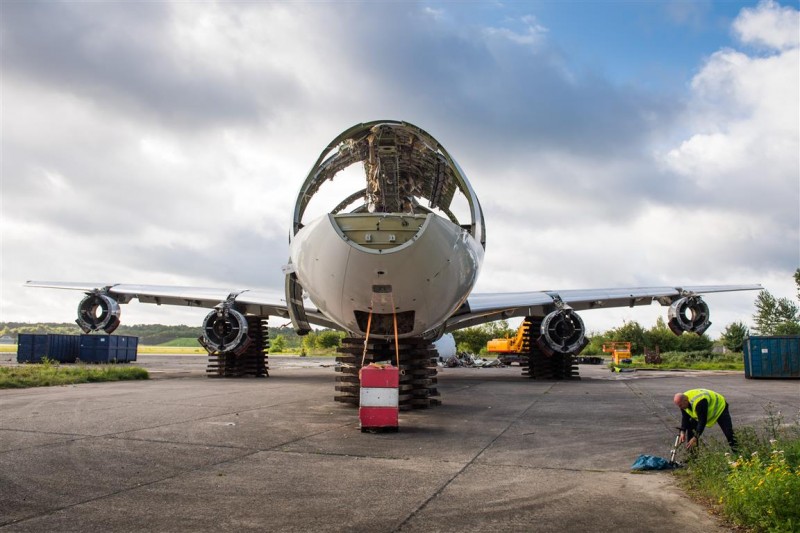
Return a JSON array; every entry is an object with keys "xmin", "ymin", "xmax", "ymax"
[
  {"xmin": 23, "ymin": 281, "xmax": 338, "ymax": 329},
  {"xmin": 446, "ymin": 284, "xmax": 762, "ymax": 332}
]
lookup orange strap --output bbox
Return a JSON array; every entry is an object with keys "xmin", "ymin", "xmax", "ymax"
[
  {"xmin": 360, "ymin": 296, "xmax": 374, "ymax": 368},
  {"xmin": 391, "ymin": 293, "xmax": 400, "ymax": 368}
]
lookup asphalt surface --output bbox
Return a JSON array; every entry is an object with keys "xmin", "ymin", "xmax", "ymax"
[{"xmin": 1, "ymin": 354, "xmax": 798, "ymax": 532}]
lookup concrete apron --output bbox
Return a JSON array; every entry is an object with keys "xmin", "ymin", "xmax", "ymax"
[{"xmin": 2, "ymin": 358, "xmax": 798, "ymax": 532}]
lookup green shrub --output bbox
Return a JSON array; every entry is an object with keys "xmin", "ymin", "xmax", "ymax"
[
  {"xmin": 722, "ymin": 445, "xmax": 800, "ymax": 531},
  {"xmin": 316, "ymin": 330, "xmax": 343, "ymax": 349},
  {"xmin": 678, "ymin": 405, "xmax": 800, "ymax": 532},
  {"xmin": 270, "ymin": 334, "xmax": 286, "ymax": 353}
]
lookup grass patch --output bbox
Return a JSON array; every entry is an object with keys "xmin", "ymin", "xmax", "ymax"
[
  {"xmin": 138, "ymin": 345, "xmax": 206, "ymax": 355},
  {"xmin": 295, "ymin": 348, "xmax": 339, "ymax": 357},
  {"xmin": 157, "ymin": 337, "xmax": 203, "ymax": 348},
  {"xmin": 611, "ymin": 351, "xmax": 744, "ymax": 371},
  {"xmin": 676, "ymin": 405, "xmax": 800, "ymax": 532},
  {"xmin": 0, "ymin": 358, "xmax": 148, "ymax": 389}
]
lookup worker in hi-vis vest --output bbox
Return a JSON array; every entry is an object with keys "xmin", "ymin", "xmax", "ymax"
[{"xmin": 673, "ymin": 388, "xmax": 737, "ymax": 451}]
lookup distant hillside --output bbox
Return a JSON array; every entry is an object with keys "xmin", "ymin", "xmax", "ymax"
[{"xmin": 0, "ymin": 322, "xmax": 303, "ymax": 347}]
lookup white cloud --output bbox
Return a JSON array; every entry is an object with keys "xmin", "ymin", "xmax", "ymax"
[
  {"xmin": 483, "ymin": 15, "xmax": 548, "ymax": 46},
  {"xmin": 733, "ymin": 0, "xmax": 800, "ymax": 50},
  {"xmin": 661, "ymin": 1, "xmax": 799, "ymax": 237}
]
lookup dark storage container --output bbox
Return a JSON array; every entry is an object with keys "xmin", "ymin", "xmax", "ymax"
[
  {"xmin": 17, "ymin": 334, "xmax": 49, "ymax": 363},
  {"xmin": 79, "ymin": 335, "xmax": 138, "ymax": 363},
  {"xmin": 743, "ymin": 335, "xmax": 800, "ymax": 379},
  {"xmin": 46, "ymin": 334, "xmax": 81, "ymax": 363},
  {"xmin": 17, "ymin": 334, "xmax": 82, "ymax": 363}
]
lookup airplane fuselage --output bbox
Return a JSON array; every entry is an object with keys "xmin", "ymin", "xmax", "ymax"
[{"xmin": 290, "ymin": 212, "xmax": 484, "ymax": 339}]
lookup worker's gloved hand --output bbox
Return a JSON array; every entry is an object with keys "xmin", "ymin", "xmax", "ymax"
[{"xmin": 685, "ymin": 436, "xmax": 698, "ymax": 450}]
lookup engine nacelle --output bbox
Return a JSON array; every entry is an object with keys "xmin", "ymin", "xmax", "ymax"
[
  {"xmin": 668, "ymin": 296, "xmax": 711, "ymax": 336},
  {"xmin": 76, "ymin": 293, "xmax": 121, "ymax": 334},
  {"xmin": 536, "ymin": 309, "xmax": 588, "ymax": 356},
  {"xmin": 199, "ymin": 307, "xmax": 251, "ymax": 355}
]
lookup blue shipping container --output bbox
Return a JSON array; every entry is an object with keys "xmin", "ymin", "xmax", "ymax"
[
  {"xmin": 79, "ymin": 335, "xmax": 138, "ymax": 363},
  {"xmin": 47, "ymin": 334, "xmax": 81, "ymax": 363},
  {"xmin": 743, "ymin": 335, "xmax": 800, "ymax": 379},
  {"xmin": 17, "ymin": 334, "xmax": 82, "ymax": 363},
  {"xmin": 17, "ymin": 334, "xmax": 49, "ymax": 363}
]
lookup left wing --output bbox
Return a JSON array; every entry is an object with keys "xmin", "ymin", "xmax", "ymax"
[
  {"xmin": 24, "ymin": 281, "xmax": 339, "ymax": 330},
  {"xmin": 446, "ymin": 284, "xmax": 762, "ymax": 332}
]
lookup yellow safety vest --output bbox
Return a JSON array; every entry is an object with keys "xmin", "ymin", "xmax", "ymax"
[{"xmin": 684, "ymin": 389, "xmax": 726, "ymax": 427}]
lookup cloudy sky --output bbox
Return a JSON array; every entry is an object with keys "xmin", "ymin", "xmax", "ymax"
[{"xmin": 1, "ymin": 0, "xmax": 798, "ymax": 337}]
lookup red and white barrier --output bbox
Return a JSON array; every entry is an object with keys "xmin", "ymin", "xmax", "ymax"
[{"xmin": 359, "ymin": 364, "xmax": 399, "ymax": 432}]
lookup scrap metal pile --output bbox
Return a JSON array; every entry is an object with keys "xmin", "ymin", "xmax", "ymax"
[{"xmin": 441, "ymin": 352, "xmax": 504, "ymax": 368}]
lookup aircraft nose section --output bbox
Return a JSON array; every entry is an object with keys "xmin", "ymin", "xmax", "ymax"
[{"xmin": 290, "ymin": 212, "xmax": 483, "ymax": 338}]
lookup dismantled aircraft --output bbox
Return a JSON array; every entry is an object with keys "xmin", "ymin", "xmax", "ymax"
[{"xmin": 27, "ymin": 120, "xmax": 760, "ymax": 408}]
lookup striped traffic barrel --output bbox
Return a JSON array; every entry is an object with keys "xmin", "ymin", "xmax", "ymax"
[{"xmin": 359, "ymin": 363, "xmax": 399, "ymax": 432}]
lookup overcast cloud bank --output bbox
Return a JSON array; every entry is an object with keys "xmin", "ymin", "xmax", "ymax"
[{"xmin": 1, "ymin": 0, "xmax": 797, "ymax": 336}]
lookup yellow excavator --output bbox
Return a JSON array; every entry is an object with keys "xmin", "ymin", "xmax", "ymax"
[{"xmin": 487, "ymin": 322, "xmax": 603, "ymax": 365}]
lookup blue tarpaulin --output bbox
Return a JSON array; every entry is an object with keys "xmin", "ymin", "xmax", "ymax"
[{"xmin": 631, "ymin": 454, "xmax": 677, "ymax": 470}]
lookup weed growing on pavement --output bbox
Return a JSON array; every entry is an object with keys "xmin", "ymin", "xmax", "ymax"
[{"xmin": 677, "ymin": 405, "xmax": 800, "ymax": 532}]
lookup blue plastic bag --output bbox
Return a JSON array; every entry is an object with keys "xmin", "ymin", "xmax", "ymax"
[{"xmin": 631, "ymin": 454, "xmax": 675, "ymax": 470}]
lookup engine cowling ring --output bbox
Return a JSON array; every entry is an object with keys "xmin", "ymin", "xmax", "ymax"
[
  {"xmin": 200, "ymin": 308, "xmax": 251, "ymax": 354},
  {"xmin": 668, "ymin": 296, "xmax": 711, "ymax": 335},
  {"xmin": 76, "ymin": 293, "xmax": 121, "ymax": 334},
  {"xmin": 536, "ymin": 309, "xmax": 588, "ymax": 356}
]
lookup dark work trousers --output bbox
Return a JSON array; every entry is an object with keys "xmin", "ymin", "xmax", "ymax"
[{"xmin": 686, "ymin": 404, "xmax": 737, "ymax": 450}]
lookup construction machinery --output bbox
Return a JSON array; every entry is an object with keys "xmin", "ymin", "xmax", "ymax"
[
  {"xmin": 486, "ymin": 324, "xmax": 528, "ymax": 365},
  {"xmin": 487, "ymin": 321, "xmax": 602, "ymax": 371},
  {"xmin": 603, "ymin": 342, "xmax": 632, "ymax": 364}
]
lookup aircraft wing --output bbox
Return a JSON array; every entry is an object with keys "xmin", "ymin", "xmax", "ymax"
[
  {"xmin": 445, "ymin": 284, "xmax": 762, "ymax": 331},
  {"xmin": 23, "ymin": 281, "xmax": 338, "ymax": 329}
]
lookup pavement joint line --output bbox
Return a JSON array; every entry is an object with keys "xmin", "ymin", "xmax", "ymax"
[
  {"xmin": 2, "ymin": 421, "xmax": 371, "ymax": 526},
  {"xmin": 0, "ymin": 448, "xmax": 265, "ymax": 530},
  {"xmin": 103, "ymin": 434, "xmax": 260, "ymax": 451},
  {"xmin": 259, "ymin": 421, "xmax": 360, "ymax": 452},
  {"xmin": 0, "ymin": 430, "xmax": 94, "ymax": 455},
  {"xmin": 471, "ymin": 460, "xmax": 628, "ymax": 474},
  {"xmin": 0, "ymin": 396, "xmax": 335, "ymax": 446},
  {"xmin": 83, "ymin": 398, "xmax": 324, "ymax": 440},
  {"xmin": 717, "ymin": 383, "xmax": 800, "ymax": 411},
  {"xmin": 102, "ymin": 418, "xmax": 357, "ymax": 453},
  {"xmin": 267, "ymin": 448, "xmax": 492, "ymax": 467},
  {"xmin": 623, "ymin": 381, "xmax": 682, "ymax": 434},
  {"xmin": 392, "ymin": 382, "xmax": 557, "ymax": 532}
]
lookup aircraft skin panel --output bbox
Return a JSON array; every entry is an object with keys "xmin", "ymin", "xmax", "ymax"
[{"xmin": 289, "ymin": 211, "xmax": 484, "ymax": 338}]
